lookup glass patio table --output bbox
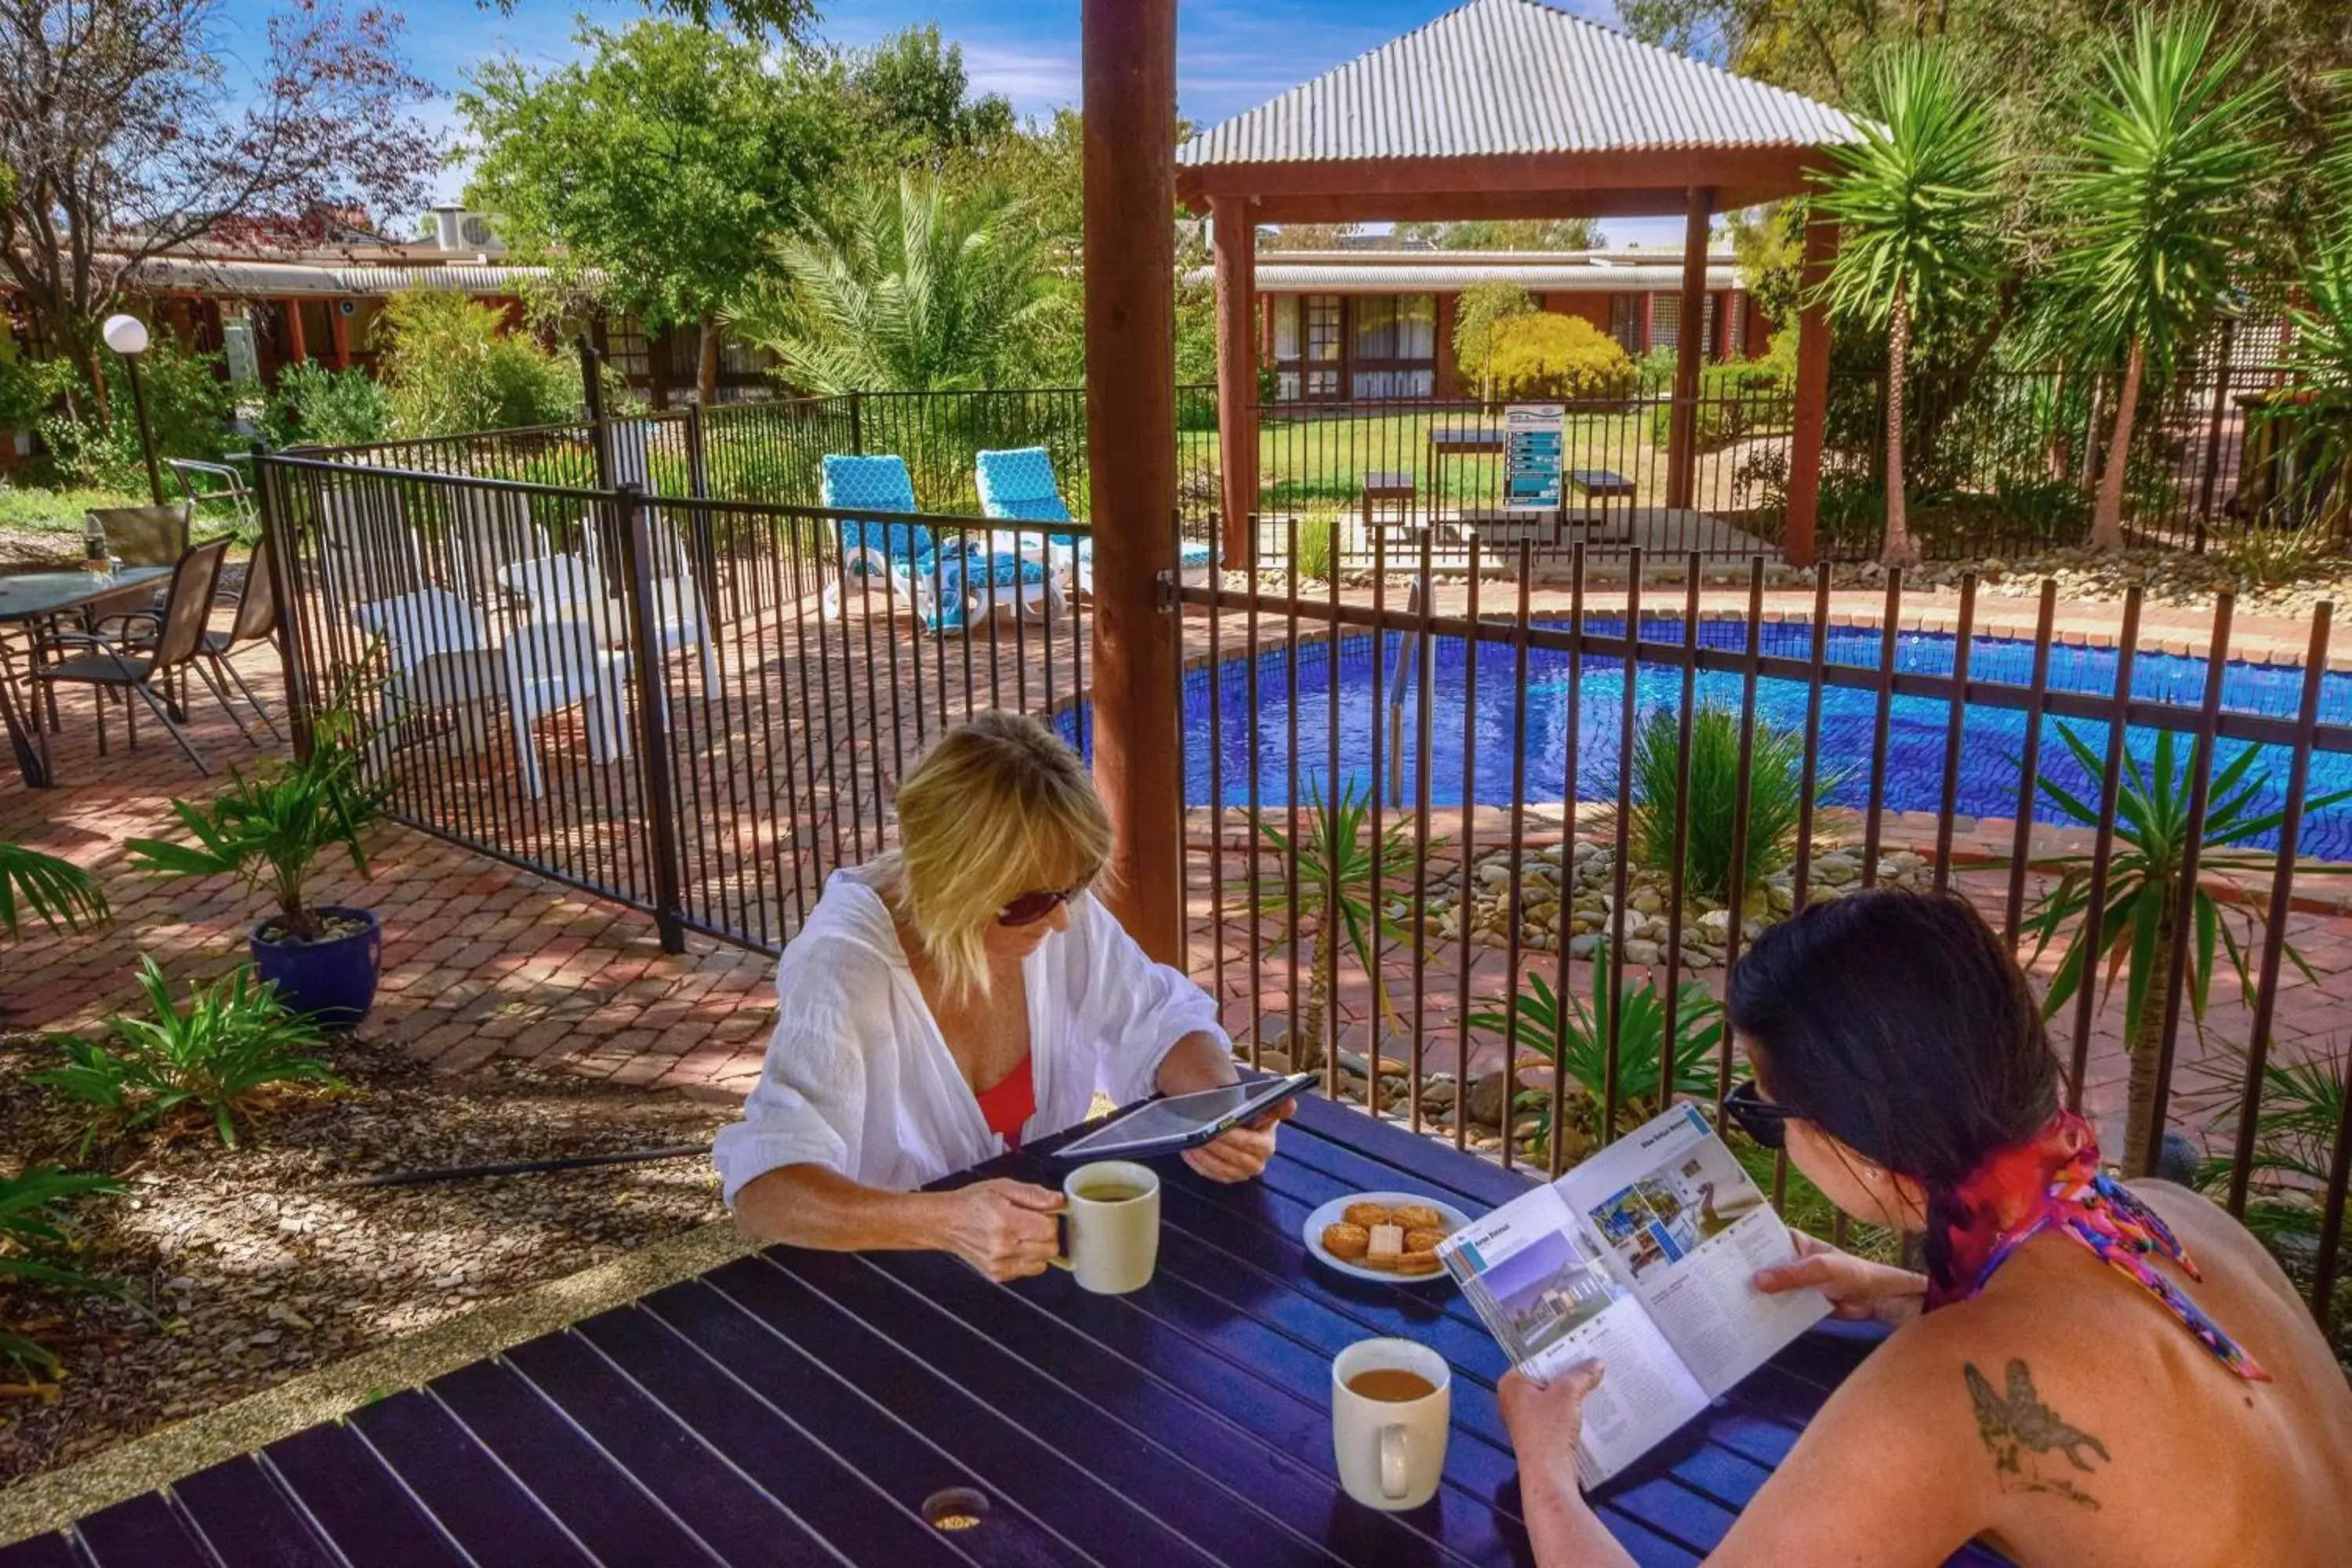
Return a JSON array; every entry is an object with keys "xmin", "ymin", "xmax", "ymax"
[
  {"xmin": 0, "ymin": 565, "xmax": 173, "ymax": 787},
  {"xmin": 0, "ymin": 1092, "xmax": 2011, "ymax": 1566}
]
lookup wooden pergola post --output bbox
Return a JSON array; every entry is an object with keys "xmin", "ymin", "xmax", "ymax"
[
  {"xmin": 1081, "ymin": 0, "xmax": 1184, "ymax": 964},
  {"xmin": 1783, "ymin": 207, "xmax": 1838, "ymax": 567},
  {"xmin": 1211, "ymin": 194, "xmax": 1259, "ymax": 570},
  {"xmin": 1664, "ymin": 186, "xmax": 1713, "ymax": 510}
]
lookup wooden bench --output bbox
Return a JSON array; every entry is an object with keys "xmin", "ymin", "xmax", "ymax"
[
  {"xmin": 1361, "ymin": 469, "xmax": 1419, "ymax": 544},
  {"xmin": 1567, "ymin": 467, "xmax": 1635, "ymax": 499}
]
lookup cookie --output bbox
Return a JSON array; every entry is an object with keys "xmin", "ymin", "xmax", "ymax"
[
  {"xmin": 1404, "ymin": 1227, "xmax": 1448, "ymax": 1254},
  {"xmin": 1344, "ymin": 1201, "xmax": 1392, "ymax": 1229},
  {"xmin": 1322, "ymin": 1222, "xmax": 1371, "ymax": 1261},
  {"xmin": 1364, "ymin": 1223, "xmax": 1405, "ymax": 1270},
  {"xmin": 1395, "ymin": 1250, "xmax": 1443, "ymax": 1276},
  {"xmin": 1389, "ymin": 1204, "xmax": 1446, "ymax": 1232}
]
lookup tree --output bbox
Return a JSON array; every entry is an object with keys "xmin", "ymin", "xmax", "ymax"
[
  {"xmin": 0, "ymin": 0, "xmax": 435, "ymax": 396},
  {"xmin": 372, "ymin": 290, "xmax": 577, "ymax": 438},
  {"xmin": 1395, "ymin": 218, "xmax": 1604, "ymax": 251},
  {"xmin": 731, "ymin": 171, "xmax": 1068, "ymax": 394},
  {"xmin": 841, "ymin": 25, "xmax": 1016, "ymax": 164},
  {"xmin": 1452, "ymin": 283, "xmax": 1537, "ymax": 402},
  {"xmin": 1817, "ymin": 42, "xmax": 2005, "ymax": 568},
  {"xmin": 484, "ymin": 0, "xmax": 812, "ymax": 44},
  {"xmin": 460, "ymin": 21, "xmax": 849, "ymax": 406},
  {"xmin": 2049, "ymin": 10, "xmax": 2272, "ymax": 550},
  {"xmin": 1261, "ymin": 223, "xmax": 1361, "ymax": 251}
]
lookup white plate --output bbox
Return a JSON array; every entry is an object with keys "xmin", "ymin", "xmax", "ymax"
[{"xmin": 1301, "ymin": 1191, "xmax": 1475, "ymax": 1285}]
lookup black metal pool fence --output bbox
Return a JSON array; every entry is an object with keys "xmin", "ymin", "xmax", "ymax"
[{"xmin": 259, "ymin": 421, "xmax": 2352, "ymax": 1342}]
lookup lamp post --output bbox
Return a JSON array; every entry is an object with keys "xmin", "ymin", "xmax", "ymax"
[{"xmin": 101, "ymin": 313, "xmax": 164, "ymax": 505}]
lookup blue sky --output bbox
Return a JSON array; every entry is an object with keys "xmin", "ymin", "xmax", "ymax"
[{"xmin": 310, "ymin": 0, "xmax": 1681, "ymax": 245}]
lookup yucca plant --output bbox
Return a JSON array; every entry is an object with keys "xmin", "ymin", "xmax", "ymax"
[
  {"xmin": 2048, "ymin": 9, "xmax": 2274, "ymax": 549},
  {"xmin": 1817, "ymin": 40, "xmax": 2008, "ymax": 568},
  {"xmin": 33, "ymin": 958, "xmax": 337, "ymax": 1152},
  {"xmin": 2270, "ymin": 236, "xmax": 2352, "ymax": 536},
  {"xmin": 2021, "ymin": 725, "xmax": 2350, "ymax": 1174},
  {"xmin": 1468, "ymin": 943, "xmax": 1723, "ymax": 1149},
  {"xmin": 1, "ymin": 1167, "xmax": 124, "ymax": 1377},
  {"xmin": 1247, "ymin": 779, "xmax": 1430, "ymax": 1072},
  {"xmin": 2189, "ymin": 1036, "xmax": 2346, "ymax": 1252},
  {"xmin": 1613, "ymin": 705, "xmax": 1822, "ymax": 905},
  {"xmin": 0, "ymin": 840, "xmax": 108, "ymax": 938}
]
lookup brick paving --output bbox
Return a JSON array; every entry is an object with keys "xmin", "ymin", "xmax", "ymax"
[{"xmin": 2, "ymin": 572, "xmax": 2347, "ymax": 1165}]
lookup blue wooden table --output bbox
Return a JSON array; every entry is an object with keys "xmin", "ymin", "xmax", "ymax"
[
  {"xmin": 0, "ymin": 1094, "xmax": 2006, "ymax": 1566},
  {"xmin": 0, "ymin": 565, "xmax": 172, "ymax": 786}
]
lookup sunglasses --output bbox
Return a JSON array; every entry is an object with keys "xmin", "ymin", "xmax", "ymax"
[
  {"xmin": 1724, "ymin": 1080, "xmax": 1801, "ymax": 1150},
  {"xmin": 996, "ymin": 884, "xmax": 1087, "ymax": 927}
]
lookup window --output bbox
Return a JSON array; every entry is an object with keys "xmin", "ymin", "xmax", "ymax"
[
  {"xmin": 1726, "ymin": 293, "xmax": 1747, "ymax": 360},
  {"xmin": 1271, "ymin": 295, "xmax": 1344, "ymax": 401},
  {"xmin": 1608, "ymin": 294, "xmax": 1642, "ymax": 356},
  {"xmin": 1649, "ymin": 295, "xmax": 1680, "ymax": 354},
  {"xmin": 1700, "ymin": 295, "xmax": 1719, "ymax": 361},
  {"xmin": 1350, "ymin": 294, "xmax": 1436, "ymax": 399},
  {"xmin": 604, "ymin": 317, "xmax": 652, "ymax": 385},
  {"xmin": 1272, "ymin": 296, "xmax": 1300, "ymax": 361}
]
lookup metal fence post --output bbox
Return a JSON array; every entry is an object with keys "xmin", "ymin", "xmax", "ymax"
[
  {"xmin": 617, "ymin": 481, "xmax": 688, "ymax": 953},
  {"xmin": 251, "ymin": 445, "xmax": 317, "ymax": 762},
  {"xmin": 578, "ymin": 335, "xmax": 615, "ymax": 492}
]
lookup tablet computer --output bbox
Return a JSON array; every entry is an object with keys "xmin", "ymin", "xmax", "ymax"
[{"xmin": 1047, "ymin": 1074, "xmax": 1317, "ymax": 1163}]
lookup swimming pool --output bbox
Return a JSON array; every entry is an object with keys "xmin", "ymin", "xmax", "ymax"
[{"xmin": 1114, "ymin": 619, "xmax": 2352, "ymax": 862}]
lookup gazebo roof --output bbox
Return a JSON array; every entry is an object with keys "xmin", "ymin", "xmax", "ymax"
[{"xmin": 1174, "ymin": 0, "xmax": 1863, "ymax": 220}]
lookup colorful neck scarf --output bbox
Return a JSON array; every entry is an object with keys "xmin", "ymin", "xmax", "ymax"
[{"xmin": 1926, "ymin": 1109, "xmax": 2269, "ymax": 1381}]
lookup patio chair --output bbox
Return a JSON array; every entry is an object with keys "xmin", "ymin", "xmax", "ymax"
[
  {"xmin": 194, "ymin": 531, "xmax": 285, "ymax": 742},
  {"xmin": 31, "ymin": 539, "xmax": 232, "ymax": 776},
  {"xmin": 87, "ymin": 503, "xmax": 192, "ymax": 568},
  {"xmin": 818, "ymin": 455, "xmax": 1058, "ymax": 633},
  {"xmin": 501, "ymin": 618, "xmax": 633, "ymax": 799},
  {"xmin": 316, "ymin": 470, "xmax": 491, "ymax": 681},
  {"xmin": 574, "ymin": 514, "xmax": 723, "ymax": 691},
  {"xmin": 974, "ymin": 446, "xmax": 1213, "ymax": 594}
]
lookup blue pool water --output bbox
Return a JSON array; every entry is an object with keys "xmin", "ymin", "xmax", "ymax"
[{"xmin": 1074, "ymin": 619, "xmax": 2352, "ymax": 862}]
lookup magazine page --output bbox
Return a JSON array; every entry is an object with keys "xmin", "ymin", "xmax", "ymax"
[
  {"xmin": 1556, "ymin": 1103, "xmax": 1830, "ymax": 1398},
  {"xmin": 1438, "ymin": 1182, "xmax": 1709, "ymax": 1486}
]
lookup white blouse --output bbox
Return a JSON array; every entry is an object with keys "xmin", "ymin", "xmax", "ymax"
[{"xmin": 712, "ymin": 863, "xmax": 1229, "ymax": 1202}]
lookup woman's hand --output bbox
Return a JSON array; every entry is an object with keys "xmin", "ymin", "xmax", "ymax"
[
  {"xmin": 932, "ymin": 1178, "xmax": 1065, "ymax": 1280},
  {"xmin": 1181, "ymin": 1099, "xmax": 1293, "ymax": 1183},
  {"xmin": 1754, "ymin": 1229, "xmax": 1927, "ymax": 1327},
  {"xmin": 1500, "ymin": 1362, "xmax": 1605, "ymax": 1489}
]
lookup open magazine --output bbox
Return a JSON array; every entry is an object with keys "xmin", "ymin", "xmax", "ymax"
[{"xmin": 1436, "ymin": 1103, "xmax": 1831, "ymax": 1487}]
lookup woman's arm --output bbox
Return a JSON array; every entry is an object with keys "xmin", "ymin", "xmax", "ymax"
[
  {"xmin": 734, "ymin": 1164, "xmax": 1065, "ymax": 1281},
  {"xmin": 1501, "ymin": 1367, "xmax": 1639, "ymax": 1568},
  {"xmin": 1155, "ymin": 1030, "xmax": 1292, "ymax": 1183}
]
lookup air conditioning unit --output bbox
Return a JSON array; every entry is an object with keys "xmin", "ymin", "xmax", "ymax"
[{"xmin": 430, "ymin": 205, "xmax": 506, "ymax": 255}]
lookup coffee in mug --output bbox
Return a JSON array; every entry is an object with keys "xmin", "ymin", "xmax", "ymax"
[
  {"xmin": 1051, "ymin": 1160, "xmax": 1160, "ymax": 1294},
  {"xmin": 1331, "ymin": 1338, "xmax": 1451, "ymax": 1511}
]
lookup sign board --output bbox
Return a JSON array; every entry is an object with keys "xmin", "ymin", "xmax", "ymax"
[{"xmin": 1504, "ymin": 404, "xmax": 1566, "ymax": 514}]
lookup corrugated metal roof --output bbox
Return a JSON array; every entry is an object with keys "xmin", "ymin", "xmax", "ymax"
[
  {"xmin": 1178, "ymin": 0, "xmax": 1861, "ymax": 166},
  {"xmin": 1184, "ymin": 260, "xmax": 1740, "ymax": 292},
  {"xmin": 116, "ymin": 256, "xmax": 559, "ymax": 299}
]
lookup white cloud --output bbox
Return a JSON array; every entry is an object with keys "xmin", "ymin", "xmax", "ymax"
[{"xmin": 959, "ymin": 41, "xmax": 1083, "ymax": 110}]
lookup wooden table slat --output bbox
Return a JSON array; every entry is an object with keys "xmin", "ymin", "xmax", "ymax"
[
  {"xmin": 1282, "ymin": 1098, "xmax": 1536, "ymax": 1209},
  {"xmin": 256, "ymin": 1421, "xmax": 473, "ymax": 1568},
  {"xmin": 500, "ymin": 1328, "xmax": 854, "ymax": 1568},
  {"xmin": 423, "ymin": 1358, "xmax": 727, "ymax": 1566},
  {"xmin": 696, "ymin": 1253, "xmax": 1218, "ymax": 1568},
  {"xmin": 346, "ymin": 1388, "xmax": 598, "ymax": 1566},
  {"xmin": 566, "ymin": 1302, "xmax": 989, "ymax": 1568},
  {"xmin": 0, "ymin": 1534, "xmax": 78, "ymax": 1568},
  {"xmin": 59, "ymin": 1490, "xmax": 212, "ymax": 1568},
  {"xmin": 779, "ymin": 1243, "xmax": 1446, "ymax": 1567},
  {"xmin": 165, "ymin": 1454, "xmax": 339, "ymax": 1568}
]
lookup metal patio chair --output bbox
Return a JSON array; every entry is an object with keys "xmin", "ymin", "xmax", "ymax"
[{"xmin": 32, "ymin": 539, "xmax": 232, "ymax": 776}]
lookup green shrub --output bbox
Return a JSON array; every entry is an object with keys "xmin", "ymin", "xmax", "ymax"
[
  {"xmin": 20, "ymin": 338, "xmax": 235, "ymax": 490},
  {"xmin": 0, "ymin": 1167, "xmax": 125, "ymax": 1376},
  {"xmin": 1648, "ymin": 354, "xmax": 1795, "ymax": 450},
  {"xmin": 1486, "ymin": 314, "xmax": 1636, "ymax": 402},
  {"xmin": 264, "ymin": 361, "xmax": 391, "ymax": 449},
  {"xmin": 1621, "ymin": 704, "xmax": 1818, "ymax": 903},
  {"xmin": 376, "ymin": 289, "xmax": 579, "ymax": 438},
  {"xmin": 33, "ymin": 958, "xmax": 336, "ymax": 1152},
  {"xmin": 1293, "ymin": 511, "xmax": 1339, "ymax": 581},
  {"xmin": 1452, "ymin": 282, "xmax": 1537, "ymax": 401},
  {"xmin": 1635, "ymin": 346, "xmax": 1680, "ymax": 395}
]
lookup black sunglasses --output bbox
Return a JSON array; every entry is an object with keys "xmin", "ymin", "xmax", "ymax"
[
  {"xmin": 996, "ymin": 884, "xmax": 1084, "ymax": 927},
  {"xmin": 1725, "ymin": 1080, "xmax": 1800, "ymax": 1150}
]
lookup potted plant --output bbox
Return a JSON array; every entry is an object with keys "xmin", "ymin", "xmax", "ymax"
[{"xmin": 126, "ymin": 717, "xmax": 393, "ymax": 1027}]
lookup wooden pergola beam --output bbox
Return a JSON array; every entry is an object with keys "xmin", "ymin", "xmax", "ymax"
[
  {"xmin": 1081, "ymin": 0, "xmax": 1184, "ymax": 963},
  {"xmin": 1665, "ymin": 186, "xmax": 1714, "ymax": 510},
  {"xmin": 1784, "ymin": 204, "xmax": 1838, "ymax": 566},
  {"xmin": 1210, "ymin": 194, "xmax": 1258, "ymax": 570}
]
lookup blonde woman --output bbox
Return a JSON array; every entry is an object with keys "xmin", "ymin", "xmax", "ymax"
[{"xmin": 715, "ymin": 711, "xmax": 1282, "ymax": 1280}]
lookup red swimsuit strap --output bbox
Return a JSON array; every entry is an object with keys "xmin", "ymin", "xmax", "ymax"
[{"xmin": 975, "ymin": 1053, "xmax": 1036, "ymax": 1146}]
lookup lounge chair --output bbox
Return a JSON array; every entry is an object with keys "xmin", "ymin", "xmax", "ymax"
[
  {"xmin": 818, "ymin": 455, "xmax": 1058, "ymax": 633},
  {"xmin": 973, "ymin": 446, "xmax": 1213, "ymax": 594}
]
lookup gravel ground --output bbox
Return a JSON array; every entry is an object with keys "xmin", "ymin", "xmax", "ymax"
[
  {"xmin": 1835, "ymin": 544, "xmax": 2352, "ymax": 615},
  {"xmin": 0, "ymin": 1033, "xmax": 728, "ymax": 1489}
]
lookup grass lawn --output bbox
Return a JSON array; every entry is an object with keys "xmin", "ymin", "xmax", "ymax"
[{"xmin": 1, "ymin": 482, "xmax": 253, "ymax": 545}]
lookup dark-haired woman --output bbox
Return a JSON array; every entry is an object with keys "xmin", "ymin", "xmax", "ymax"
[{"xmin": 1501, "ymin": 889, "xmax": 2352, "ymax": 1566}]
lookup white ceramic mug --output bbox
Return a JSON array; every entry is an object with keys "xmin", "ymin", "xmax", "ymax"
[
  {"xmin": 1051, "ymin": 1160, "xmax": 1160, "ymax": 1294},
  {"xmin": 1331, "ymin": 1338, "xmax": 1452, "ymax": 1511}
]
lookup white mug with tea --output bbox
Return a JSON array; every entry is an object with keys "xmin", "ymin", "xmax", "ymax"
[
  {"xmin": 1051, "ymin": 1160, "xmax": 1160, "ymax": 1294},
  {"xmin": 1331, "ymin": 1337, "xmax": 1452, "ymax": 1511}
]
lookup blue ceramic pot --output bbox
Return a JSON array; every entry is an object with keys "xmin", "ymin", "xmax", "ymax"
[{"xmin": 249, "ymin": 906, "xmax": 383, "ymax": 1028}]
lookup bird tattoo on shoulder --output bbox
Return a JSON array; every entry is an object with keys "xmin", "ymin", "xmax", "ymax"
[{"xmin": 1964, "ymin": 1359, "xmax": 2110, "ymax": 1510}]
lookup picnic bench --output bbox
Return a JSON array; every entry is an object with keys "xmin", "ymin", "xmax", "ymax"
[{"xmin": 0, "ymin": 1092, "xmax": 2009, "ymax": 1566}]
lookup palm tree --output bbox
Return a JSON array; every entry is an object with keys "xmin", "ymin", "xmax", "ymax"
[
  {"xmin": 731, "ymin": 171, "xmax": 1065, "ymax": 394},
  {"xmin": 2021, "ymin": 726, "xmax": 2348, "ymax": 1176},
  {"xmin": 2049, "ymin": 9, "xmax": 2273, "ymax": 550},
  {"xmin": 0, "ymin": 841, "xmax": 107, "ymax": 940},
  {"xmin": 1817, "ymin": 42, "xmax": 2006, "ymax": 570},
  {"xmin": 1245, "ymin": 780, "xmax": 1428, "ymax": 1073}
]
